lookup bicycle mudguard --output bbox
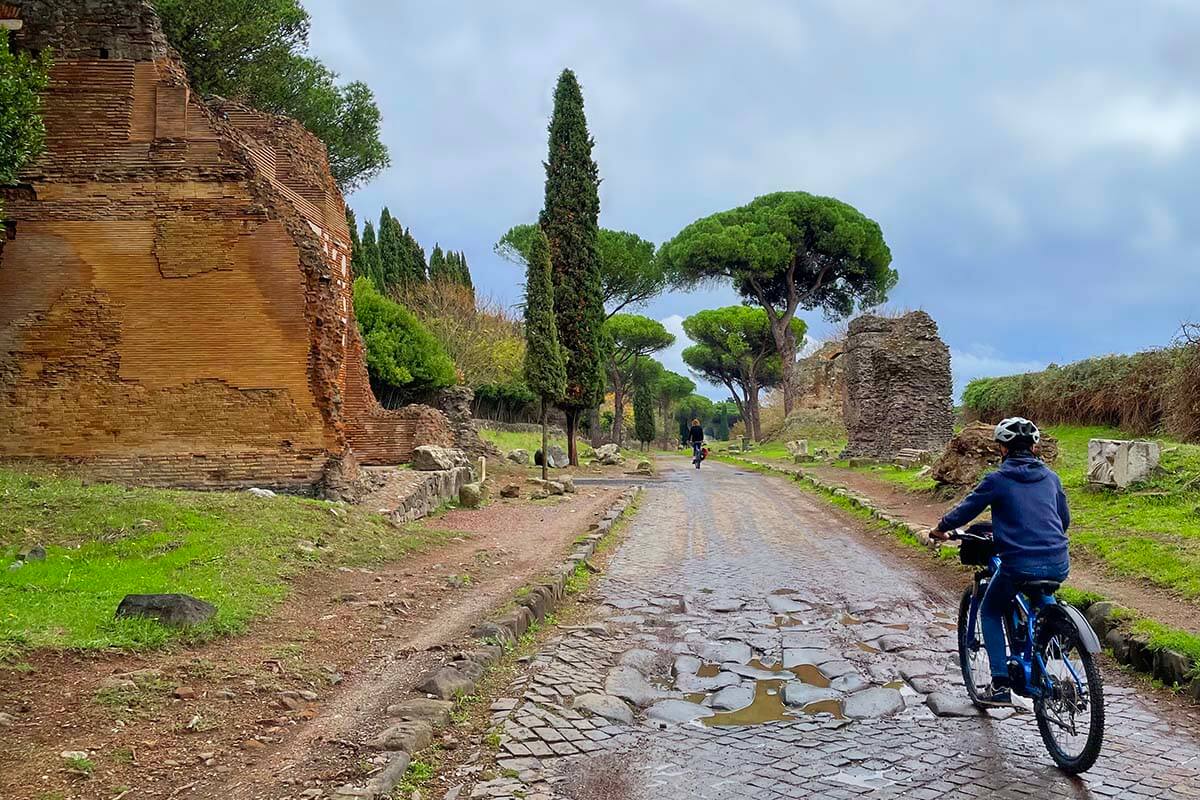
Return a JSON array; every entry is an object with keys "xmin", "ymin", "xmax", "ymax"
[{"xmin": 1047, "ymin": 603, "xmax": 1102, "ymax": 654}]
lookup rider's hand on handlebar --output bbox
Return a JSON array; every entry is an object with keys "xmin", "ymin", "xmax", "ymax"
[{"xmin": 928, "ymin": 527, "xmax": 950, "ymax": 542}]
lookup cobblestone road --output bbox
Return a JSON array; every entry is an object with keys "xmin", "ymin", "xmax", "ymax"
[{"xmin": 466, "ymin": 459, "xmax": 1200, "ymax": 799}]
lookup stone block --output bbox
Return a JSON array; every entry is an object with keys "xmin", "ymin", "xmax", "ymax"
[
  {"xmin": 1087, "ymin": 439, "xmax": 1161, "ymax": 488},
  {"xmin": 412, "ymin": 446, "xmax": 467, "ymax": 471}
]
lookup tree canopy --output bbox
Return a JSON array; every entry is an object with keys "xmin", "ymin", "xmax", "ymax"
[
  {"xmin": 495, "ymin": 224, "xmax": 668, "ymax": 318},
  {"xmin": 0, "ymin": 30, "xmax": 51, "ymax": 219},
  {"xmin": 681, "ymin": 305, "xmax": 802, "ymax": 441},
  {"xmin": 538, "ymin": 68, "xmax": 605, "ymax": 464},
  {"xmin": 660, "ymin": 191, "xmax": 893, "ymax": 413},
  {"xmin": 153, "ymin": 0, "xmax": 389, "ymax": 193},
  {"xmin": 353, "ymin": 278, "xmax": 456, "ymax": 406},
  {"xmin": 602, "ymin": 314, "xmax": 674, "ymax": 444}
]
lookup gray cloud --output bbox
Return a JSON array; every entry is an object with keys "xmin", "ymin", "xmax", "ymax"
[{"xmin": 306, "ymin": 0, "xmax": 1200, "ymax": 401}]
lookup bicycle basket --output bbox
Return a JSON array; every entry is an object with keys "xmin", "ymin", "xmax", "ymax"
[{"xmin": 957, "ymin": 523, "xmax": 996, "ymax": 566}]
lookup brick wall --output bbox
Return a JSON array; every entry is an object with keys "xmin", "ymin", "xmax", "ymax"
[{"xmin": 0, "ymin": 0, "xmax": 444, "ymax": 489}]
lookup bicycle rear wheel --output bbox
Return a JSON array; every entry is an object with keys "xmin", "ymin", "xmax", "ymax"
[
  {"xmin": 1034, "ymin": 620, "xmax": 1104, "ymax": 774},
  {"xmin": 957, "ymin": 586, "xmax": 993, "ymax": 708}
]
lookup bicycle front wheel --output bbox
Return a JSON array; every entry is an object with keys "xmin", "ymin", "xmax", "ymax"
[
  {"xmin": 957, "ymin": 586, "xmax": 993, "ymax": 708},
  {"xmin": 1034, "ymin": 620, "xmax": 1105, "ymax": 774}
]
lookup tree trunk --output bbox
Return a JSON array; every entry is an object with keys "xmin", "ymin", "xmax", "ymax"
[
  {"xmin": 589, "ymin": 407, "xmax": 602, "ymax": 446},
  {"xmin": 772, "ymin": 318, "xmax": 798, "ymax": 417},
  {"xmin": 540, "ymin": 400, "xmax": 549, "ymax": 482},
  {"xmin": 565, "ymin": 409, "xmax": 580, "ymax": 466},
  {"xmin": 748, "ymin": 382, "xmax": 763, "ymax": 441}
]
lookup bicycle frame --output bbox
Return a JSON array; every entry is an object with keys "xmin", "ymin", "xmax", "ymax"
[{"xmin": 965, "ymin": 555, "xmax": 1086, "ymax": 701}]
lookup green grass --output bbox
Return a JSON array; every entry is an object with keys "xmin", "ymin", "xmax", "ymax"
[
  {"xmin": 478, "ymin": 428, "xmax": 569, "ymax": 456},
  {"xmin": 0, "ymin": 467, "xmax": 458, "ymax": 658},
  {"xmin": 479, "ymin": 428, "xmax": 648, "ymax": 463}
]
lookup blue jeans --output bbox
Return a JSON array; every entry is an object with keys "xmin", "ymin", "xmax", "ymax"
[
  {"xmin": 692, "ymin": 442, "xmax": 703, "ymax": 464},
  {"xmin": 980, "ymin": 561, "xmax": 1069, "ymax": 679}
]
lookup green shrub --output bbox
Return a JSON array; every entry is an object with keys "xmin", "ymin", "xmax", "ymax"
[
  {"xmin": 353, "ymin": 278, "xmax": 455, "ymax": 404},
  {"xmin": 962, "ymin": 346, "xmax": 1196, "ymax": 439}
]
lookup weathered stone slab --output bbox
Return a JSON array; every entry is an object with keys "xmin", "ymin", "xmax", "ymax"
[
  {"xmin": 572, "ymin": 693, "xmax": 633, "ymax": 725},
  {"xmin": 842, "ymin": 687, "xmax": 905, "ymax": 719},
  {"xmin": 646, "ymin": 700, "xmax": 713, "ymax": 725}
]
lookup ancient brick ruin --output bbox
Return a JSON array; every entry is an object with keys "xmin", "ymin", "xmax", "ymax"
[
  {"xmin": 0, "ymin": 0, "xmax": 449, "ymax": 491},
  {"xmin": 841, "ymin": 311, "xmax": 954, "ymax": 459}
]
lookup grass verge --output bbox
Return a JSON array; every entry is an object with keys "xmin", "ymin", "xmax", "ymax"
[{"xmin": 0, "ymin": 466, "xmax": 459, "ymax": 658}]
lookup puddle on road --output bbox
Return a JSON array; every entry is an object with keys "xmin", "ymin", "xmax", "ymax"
[
  {"xmin": 770, "ymin": 615, "xmax": 807, "ymax": 628},
  {"xmin": 696, "ymin": 664, "xmax": 721, "ymax": 678},
  {"xmin": 937, "ymin": 621, "xmax": 958, "ymax": 631},
  {"xmin": 840, "ymin": 614, "xmax": 862, "ymax": 625},
  {"xmin": 886, "ymin": 623, "xmax": 911, "ymax": 631},
  {"xmin": 702, "ymin": 679, "xmax": 846, "ymax": 726},
  {"xmin": 855, "ymin": 641, "xmax": 881, "ymax": 654},
  {"xmin": 883, "ymin": 680, "xmax": 904, "ymax": 690}
]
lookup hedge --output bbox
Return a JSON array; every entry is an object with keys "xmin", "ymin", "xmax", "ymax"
[{"xmin": 962, "ymin": 345, "xmax": 1200, "ymax": 441}]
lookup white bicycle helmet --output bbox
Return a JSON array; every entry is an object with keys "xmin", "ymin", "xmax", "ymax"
[{"xmin": 994, "ymin": 417, "xmax": 1040, "ymax": 447}]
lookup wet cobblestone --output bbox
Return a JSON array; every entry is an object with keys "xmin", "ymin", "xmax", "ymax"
[{"xmin": 467, "ymin": 460, "xmax": 1200, "ymax": 799}]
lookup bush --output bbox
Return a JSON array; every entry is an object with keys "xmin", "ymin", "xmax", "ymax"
[
  {"xmin": 962, "ymin": 346, "xmax": 1198, "ymax": 439},
  {"xmin": 353, "ymin": 278, "xmax": 455, "ymax": 405},
  {"xmin": 396, "ymin": 279, "xmax": 526, "ymax": 390}
]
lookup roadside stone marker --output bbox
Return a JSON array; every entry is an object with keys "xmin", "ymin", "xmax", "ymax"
[{"xmin": 1087, "ymin": 439, "xmax": 1160, "ymax": 488}]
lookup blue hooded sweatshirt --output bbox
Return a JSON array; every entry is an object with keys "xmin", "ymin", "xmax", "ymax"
[{"xmin": 939, "ymin": 453, "xmax": 1070, "ymax": 573}]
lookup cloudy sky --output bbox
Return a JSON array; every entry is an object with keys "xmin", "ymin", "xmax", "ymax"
[{"xmin": 307, "ymin": 1, "xmax": 1200, "ymax": 400}]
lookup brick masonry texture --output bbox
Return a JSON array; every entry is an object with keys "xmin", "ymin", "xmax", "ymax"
[
  {"xmin": 842, "ymin": 312, "xmax": 954, "ymax": 459},
  {"xmin": 0, "ymin": 0, "xmax": 449, "ymax": 490}
]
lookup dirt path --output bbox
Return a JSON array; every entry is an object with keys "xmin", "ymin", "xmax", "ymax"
[
  {"xmin": 449, "ymin": 457, "xmax": 1200, "ymax": 799},
  {"xmin": 0, "ymin": 487, "xmax": 624, "ymax": 800},
  {"xmin": 804, "ymin": 462, "xmax": 1200, "ymax": 638}
]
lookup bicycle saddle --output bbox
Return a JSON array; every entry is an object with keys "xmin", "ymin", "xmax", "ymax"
[{"xmin": 1019, "ymin": 579, "xmax": 1061, "ymax": 595}]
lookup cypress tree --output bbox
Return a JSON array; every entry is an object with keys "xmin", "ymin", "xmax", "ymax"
[
  {"xmin": 428, "ymin": 244, "xmax": 447, "ymax": 282},
  {"xmin": 360, "ymin": 220, "xmax": 384, "ymax": 292},
  {"xmin": 404, "ymin": 228, "xmax": 427, "ymax": 284},
  {"xmin": 539, "ymin": 68, "xmax": 605, "ymax": 466},
  {"xmin": 377, "ymin": 208, "xmax": 405, "ymax": 289},
  {"xmin": 633, "ymin": 378, "xmax": 655, "ymax": 449},
  {"xmin": 523, "ymin": 229, "xmax": 568, "ymax": 480},
  {"xmin": 347, "ymin": 208, "xmax": 365, "ymax": 279},
  {"xmin": 457, "ymin": 250, "xmax": 474, "ymax": 289}
]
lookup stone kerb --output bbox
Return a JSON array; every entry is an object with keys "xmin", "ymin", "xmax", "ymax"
[{"xmin": 331, "ymin": 488, "xmax": 639, "ymax": 800}]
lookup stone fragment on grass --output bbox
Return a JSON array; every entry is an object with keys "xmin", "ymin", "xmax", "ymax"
[
  {"xmin": 500, "ymin": 484, "xmax": 521, "ymax": 499},
  {"xmin": 459, "ymin": 482, "xmax": 486, "ymax": 508},
  {"xmin": 115, "ymin": 594, "xmax": 216, "ymax": 627},
  {"xmin": 506, "ymin": 449, "xmax": 530, "ymax": 465}
]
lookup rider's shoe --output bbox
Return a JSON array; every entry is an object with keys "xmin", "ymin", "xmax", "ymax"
[{"xmin": 979, "ymin": 682, "xmax": 1012, "ymax": 706}]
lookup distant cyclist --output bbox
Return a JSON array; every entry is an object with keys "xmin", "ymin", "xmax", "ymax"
[
  {"xmin": 930, "ymin": 417, "xmax": 1070, "ymax": 705},
  {"xmin": 688, "ymin": 418, "xmax": 705, "ymax": 469}
]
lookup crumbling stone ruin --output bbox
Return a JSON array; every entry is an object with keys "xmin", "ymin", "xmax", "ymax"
[
  {"xmin": 841, "ymin": 311, "xmax": 954, "ymax": 459},
  {"xmin": 792, "ymin": 340, "xmax": 846, "ymax": 413},
  {"xmin": 0, "ymin": 0, "xmax": 450, "ymax": 491}
]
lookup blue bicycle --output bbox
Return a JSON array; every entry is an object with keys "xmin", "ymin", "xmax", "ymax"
[{"xmin": 953, "ymin": 524, "xmax": 1105, "ymax": 774}]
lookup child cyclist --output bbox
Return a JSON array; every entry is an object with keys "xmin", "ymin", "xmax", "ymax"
[{"xmin": 930, "ymin": 417, "xmax": 1070, "ymax": 705}]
